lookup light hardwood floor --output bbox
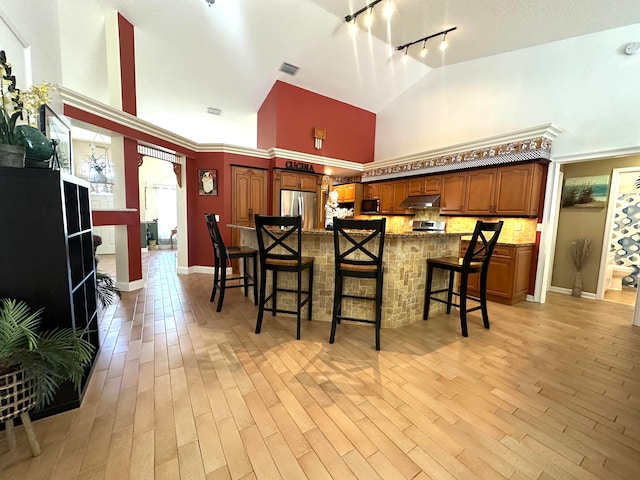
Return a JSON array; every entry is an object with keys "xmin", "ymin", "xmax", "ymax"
[{"xmin": 1, "ymin": 250, "xmax": 639, "ymax": 479}]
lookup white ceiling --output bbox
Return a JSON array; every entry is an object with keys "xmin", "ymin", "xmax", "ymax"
[{"xmin": 66, "ymin": 0, "xmax": 640, "ymax": 147}]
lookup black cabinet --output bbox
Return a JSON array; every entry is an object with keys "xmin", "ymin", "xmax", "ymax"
[{"xmin": 0, "ymin": 167, "xmax": 99, "ymax": 419}]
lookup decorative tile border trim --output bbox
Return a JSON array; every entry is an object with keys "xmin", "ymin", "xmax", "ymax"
[{"xmin": 362, "ymin": 137, "xmax": 552, "ymax": 181}]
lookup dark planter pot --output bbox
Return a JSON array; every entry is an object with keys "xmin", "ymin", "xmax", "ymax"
[
  {"xmin": 0, "ymin": 144, "xmax": 26, "ymax": 168},
  {"xmin": 14, "ymin": 125, "xmax": 54, "ymax": 162}
]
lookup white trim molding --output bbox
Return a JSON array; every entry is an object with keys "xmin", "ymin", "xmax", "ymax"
[
  {"xmin": 552, "ymin": 145, "xmax": 640, "ymax": 164},
  {"xmin": 116, "ymin": 279, "xmax": 145, "ymax": 292}
]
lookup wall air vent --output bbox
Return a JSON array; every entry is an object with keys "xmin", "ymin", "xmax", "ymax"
[
  {"xmin": 206, "ymin": 107, "xmax": 222, "ymax": 115},
  {"xmin": 279, "ymin": 62, "xmax": 299, "ymax": 76}
]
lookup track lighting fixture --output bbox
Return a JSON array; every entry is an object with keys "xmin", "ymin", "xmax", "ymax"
[
  {"xmin": 205, "ymin": 0, "xmax": 215, "ymax": 5},
  {"xmin": 396, "ymin": 27, "xmax": 457, "ymax": 59},
  {"xmin": 345, "ymin": 0, "xmax": 393, "ymax": 31}
]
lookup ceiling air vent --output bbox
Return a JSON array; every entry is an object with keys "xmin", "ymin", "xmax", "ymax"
[
  {"xmin": 206, "ymin": 107, "xmax": 222, "ymax": 115},
  {"xmin": 279, "ymin": 62, "xmax": 299, "ymax": 76}
]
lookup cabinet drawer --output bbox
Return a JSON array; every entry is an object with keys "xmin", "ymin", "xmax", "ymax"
[{"xmin": 492, "ymin": 245, "xmax": 515, "ymax": 259}]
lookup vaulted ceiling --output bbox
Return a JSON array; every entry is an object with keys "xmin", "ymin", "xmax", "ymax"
[{"xmin": 61, "ymin": 0, "xmax": 640, "ymax": 147}]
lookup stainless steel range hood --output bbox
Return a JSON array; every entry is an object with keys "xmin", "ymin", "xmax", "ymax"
[{"xmin": 399, "ymin": 194, "xmax": 441, "ymax": 209}]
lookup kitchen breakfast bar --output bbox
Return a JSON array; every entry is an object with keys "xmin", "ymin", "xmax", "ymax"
[{"xmin": 231, "ymin": 225, "xmax": 468, "ymax": 328}]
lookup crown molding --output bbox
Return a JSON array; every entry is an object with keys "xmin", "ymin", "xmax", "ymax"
[
  {"xmin": 268, "ymin": 148, "xmax": 364, "ymax": 171},
  {"xmin": 369, "ymin": 123, "xmax": 562, "ymax": 170}
]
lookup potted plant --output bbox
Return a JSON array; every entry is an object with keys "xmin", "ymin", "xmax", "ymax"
[
  {"xmin": 569, "ymin": 237, "xmax": 591, "ymax": 297},
  {"xmin": 0, "ymin": 298, "xmax": 95, "ymax": 413},
  {"xmin": 96, "ymin": 271, "xmax": 121, "ymax": 308},
  {"xmin": 0, "ymin": 50, "xmax": 54, "ymax": 167}
]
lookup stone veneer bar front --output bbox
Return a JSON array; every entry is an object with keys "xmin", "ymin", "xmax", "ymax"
[{"xmin": 233, "ymin": 225, "xmax": 468, "ymax": 329}]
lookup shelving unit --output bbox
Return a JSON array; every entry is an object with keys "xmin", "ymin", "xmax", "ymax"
[{"xmin": 0, "ymin": 167, "xmax": 99, "ymax": 419}]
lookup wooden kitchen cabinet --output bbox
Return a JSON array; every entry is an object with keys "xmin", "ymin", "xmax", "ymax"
[
  {"xmin": 440, "ymin": 172, "xmax": 467, "ymax": 214},
  {"xmin": 333, "ymin": 183, "xmax": 355, "ymax": 203},
  {"xmin": 392, "ymin": 180, "xmax": 409, "ymax": 214},
  {"xmin": 232, "ymin": 167, "xmax": 268, "ymax": 227},
  {"xmin": 364, "ymin": 183, "xmax": 380, "ymax": 200},
  {"xmin": 442, "ymin": 162, "xmax": 545, "ymax": 217},
  {"xmin": 378, "ymin": 182, "xmax": 394, "ymax": 214},
  {"xmin": 280, "ymin": 171, "xmax": 317, "ymax": 192},
  {"xmin": 460, "ymin": 241, "xmax": 533, "ymax": 304},
  {"xmin": 408, "ymin": 175, "xmax": 441, "ymax": 196}
]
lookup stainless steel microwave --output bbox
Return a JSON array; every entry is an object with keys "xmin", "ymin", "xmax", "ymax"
[{"xmin": 361, "ymin": 199, "xmax": 380, "ymax": 213}]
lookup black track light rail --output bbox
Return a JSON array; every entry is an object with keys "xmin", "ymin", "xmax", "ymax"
[
  {"xmin": 345, "ymin": 0, "xmax": 384, "ymax": 22},
  {"xmin": 396, "ymin": 27, "xmax": 457, "ymax": 51}
]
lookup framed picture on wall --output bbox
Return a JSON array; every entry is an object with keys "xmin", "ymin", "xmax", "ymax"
[
  {"xmin": 561, "ymin": 175, "xmax": 610, "ymax": 209},
  {"xmin": 198, "ymin": 169, "xmax": 218, "ymax": 196},
  {"xmin": 39, "ymin": 104, "xmax": 72, "ymax": 175}
]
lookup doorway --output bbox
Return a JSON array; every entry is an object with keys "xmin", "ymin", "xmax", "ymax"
[
  {"xmin": 139, "ymin": 157, "xmax": 178, "ymax": 248},
  {"xmin": 598, "ymin": 167, "xmax": 640, "ymax": 305}
]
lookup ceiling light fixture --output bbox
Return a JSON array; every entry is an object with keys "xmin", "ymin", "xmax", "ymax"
[
  {"xmin": 396, "ymin": 27, "xmax": 457, "ymax": 59},
  {"xmin": 402, "ymin": 46, "xmax": 409, "ymax": 63},
  {"xmin": 382, "ymin": 0, "xmax": 394, "ymax": 19},
  {"xmin": 345, "ymin": 0, "xmax": 387, "ymax": 31},
  {"xmin": 420, "ymin": 39, "xmax": 428, "ymax": 58},
  {"xmin": 205, "ymin": 0, "xmax": 215, "ymax": 6}
]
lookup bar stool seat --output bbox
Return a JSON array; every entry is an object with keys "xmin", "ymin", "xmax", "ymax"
[
  {"xmin": 423, "ymin": 220, "xmax": 503, "ymax": 336},
  {"xmin": 254, "ymin": 215, "xmax": 314, "ymax": 339},
  {"xmin": 205, "ymin": 213, "xmax": 257, "ymax": 312},
  {"xmin": 330, "ymin": 217, "xmax": 386, "ymax": 350}
]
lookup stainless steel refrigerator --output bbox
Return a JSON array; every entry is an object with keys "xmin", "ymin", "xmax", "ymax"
[{"xmin": 280, "ymin": 190, "xmax": 317, "ymax": 229}]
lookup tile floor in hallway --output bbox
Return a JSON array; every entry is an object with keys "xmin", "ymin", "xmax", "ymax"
[{"xmin": 1, "ymin": 249, "xmax": 639, "ymax": 479}]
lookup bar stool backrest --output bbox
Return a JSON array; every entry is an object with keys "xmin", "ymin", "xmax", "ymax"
[
  {"xmin": 333, "ymin": 218, "xmax": 386, "ymax": 274},
  {"xmin": 255, "ymin": 215, "xmax": 303, "ymax": 266},
  {"xmin": 462, "ymin": 220, "xmax": 504, "ymax": 268},
  {"xmin": 204, "ymin": 213, "xmax": 228, "ymax": 260}
]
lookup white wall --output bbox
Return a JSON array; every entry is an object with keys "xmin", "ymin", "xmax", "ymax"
[{"xmin": 375, "ymin": 24, "xmax": 640, "ymax": 161}]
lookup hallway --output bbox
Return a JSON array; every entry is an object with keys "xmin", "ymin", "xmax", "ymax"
[{"xmin": 1, "ymin": 250, "xmax": 639, "ymax": 479}]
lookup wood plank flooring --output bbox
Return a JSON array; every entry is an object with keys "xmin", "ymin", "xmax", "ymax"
[{"xmin": 1, "ymin": 250, "xmax": 639, "ymax": 479}]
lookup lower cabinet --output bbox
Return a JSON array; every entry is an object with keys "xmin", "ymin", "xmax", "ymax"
[{"xmin": 460, "ymin": 241, "xmax": 534, "ymax": 305}]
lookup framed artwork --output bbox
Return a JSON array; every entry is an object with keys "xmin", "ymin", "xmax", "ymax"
[
  {"xmin": 562, "ymin": 175, "xmax": 610, "ymax": 209},
  {"xmin": 198, "ymin": 169, "xmax": 218, "ymax": 196},
  {"xmin": 39, "ymin": 104, "xmax": 72, "ymax": 175}
]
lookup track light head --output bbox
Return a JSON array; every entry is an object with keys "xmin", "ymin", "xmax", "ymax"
[
  {"xmin": 396, "ymin": 27, "xmax": 457, "ymax": 58},
  {"xmin": 420, "ymin": 40, "xmax": 428, "ymax": 58},
  {"xmin": 440, "ymin": 32, "xmax": 448, "ymax": 51}
]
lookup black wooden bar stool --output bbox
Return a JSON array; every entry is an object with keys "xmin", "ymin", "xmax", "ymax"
[
  {"xmin": 423, "ymin": 220, "xmax": 503, "ymax": 336},
  {"xmin": 330, "ymin": 217, "xmax": 386, "ymax": 350},
  {"xmin": 254, "ymin": 215, "xmax": 314, "ymax": 339},
  {"xmin": 204, "ymin": 213, "xmax": 258, "ymax": 312}
]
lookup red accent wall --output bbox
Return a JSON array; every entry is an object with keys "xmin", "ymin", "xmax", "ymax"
[
  {"xmin": 123, "ymin": 137, "xmax": 142, "ymax": 281},
  {"xmin": 187, "ymin": 152, "xmax": 273, "ymax": 268},
  {"xmin": 258, "ymin": 81, "xmax": 376, "ymax": 164},
  {"xmin": 118, "ymin": 13, "xmax": 137, "ymax": 116}
]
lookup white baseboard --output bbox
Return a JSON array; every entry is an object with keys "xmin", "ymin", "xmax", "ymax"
[
  {"xmin": 548, "ymin": 286, "xmax": 597, "ymax": 299},
  {"xmin": 116, "ymin": 279, "xmax": 145, "ymax": 292},
  {"xmin": 177, "ymin": 266, "xmax": 232, "ymax": 275},
  {"xmin": 526, "ymin": 294, "xmax": 535, "ymax": 302}
]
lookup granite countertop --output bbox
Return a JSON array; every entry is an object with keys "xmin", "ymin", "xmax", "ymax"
[
  {"xmin": 460, "ymin": 236, "xmax": 536, "ymax": 246},
  {"xmin": 229, "ymin": 224, "xmax": 471, "ymax": 238}
]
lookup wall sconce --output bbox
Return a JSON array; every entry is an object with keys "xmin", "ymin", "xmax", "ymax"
[
  {"xmin": 313, "ymin": 128, "xmax": 326, "ymax": 150},
  {"xmin": 396, "ymin": 27, "xmax": 457, "ymax": 59},
  {"xmin": 345, "ymin": 0, "xmax": 393, "ymax": 34}
]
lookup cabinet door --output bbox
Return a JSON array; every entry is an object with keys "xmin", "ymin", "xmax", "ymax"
[
  {"xmin": 249, "ymin": 170, "xmax": 268, "ymax": 224},
  {"xmin": 485, "ymin": 255, "xmax": 515, "ymax": 299},
  {"xmin": 365, "ymin": 183, "xmax": 380, "ymax": 199},
  {"xmin": 440, "ymin": 172, "xmax": 467, "ymax": 214},
  {"xmin": 392, "ymin": 180, "xmax": 409, "ymax": 213},
  {"xmin": 299, "ymin": 173, "xmax": 317, "ymax": 192},
  {"xmin": 408, "ymin": 178, "xmax": 424, "ymax": 196},
  {"xmin": 233, "ymin": 168, "xmax": 253, "ymax": 224},
  {"xmin": 494, "ymin": 163, "xmax": 537, "ymax": 216},
  {"xmin": 342, "ymin": 183, "xmax": 355, "ymax": 202},
  {"xmin": 465, "ymin": 168, "xmax": 496, "ymax": 215},
  {"xmin": 280, "ymin": 171, "xmax": 300, "ymax": 189},
  {"xmin": 379, "ymin": 182, "xmax": 394, "ymax": 213},
  {"xmin": 424, "ymin": 176, "xmax": 441, "ymax": 194}
]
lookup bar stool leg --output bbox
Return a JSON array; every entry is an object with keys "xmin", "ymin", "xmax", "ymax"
[
  {"xmin": 459, "ymin": 271, "xmax": 469, "ymax": 337},
  {"xmin": 329, "ymin": 272, "xmax": 342, "ymax": 343},
  {"xmin": 446, "ymin": 270, "xmax": 455, "ymax": 314},
  {"xmin": 307, "ymin": 264, "xmax": 314, "ymax": 321},
  {"xmin": 296, "ymin": 270, "xmax": 302, "ymax": 340},
  {"xmin": 479, "ymin": 269, "xmax": 491, "ymax": 329},
  {"xmin": 20, "ymin": 412, "xmax": 41, "ymax": 456},
  {"xmin": 210, "ymin": 253, "xmax": 220, "ymax": 302},
  {"xmin": 423, "ymin": 263, "xmax": 434, "ymax": 320},
  {"xmin": 242, "ymin": 257, "xmax": 249, "ymax": 297},
  {"xmin": 252, "ymin": 254, "xmax": 258, "ymax": 306},
  {"xmin": 375, "ymin": 272, "xmax": 383, "ymax": 351},
  {"xmin": 255, "ymin": 265, "xmax": 267, "ymax": 334},
  {"xmin": 216, "ymin": 259, "xmax": 227, "ymax": 312},
  {"xmin": 272, "ymin": 270, "xmax": 278, "ymax": 316}
]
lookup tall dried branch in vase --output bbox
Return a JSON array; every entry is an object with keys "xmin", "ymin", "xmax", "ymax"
[{"xmin": 569, "ymin": 238, "xmax": 591, "ymax": 297}]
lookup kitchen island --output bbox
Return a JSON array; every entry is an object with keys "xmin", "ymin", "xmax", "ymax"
[{"xmin": 232, "ymin": 225, "xmax": 468, "ymax": 328}]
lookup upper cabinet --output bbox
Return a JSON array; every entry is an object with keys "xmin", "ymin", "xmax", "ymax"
[
  {"xmin": 333, "ymin": 183, "xmax": 356, "ymax": 203},
  {"xmin": 440, "ymin": 172, "xmax": 467, "ymax": 214},
  {"xmin": 441, "ymin": 162, "xmax": 545, "ymax": 217},
  {"xmin": 280, "ymin": 171, "xmax": 318, "ymax": 192},
  {"xmin": 408, "ymin": 175, "xmax": 441, "ymax": 196},
  {"xmin": 362, "ymin": 161, "xmax": 546, "ymax": 217}
]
